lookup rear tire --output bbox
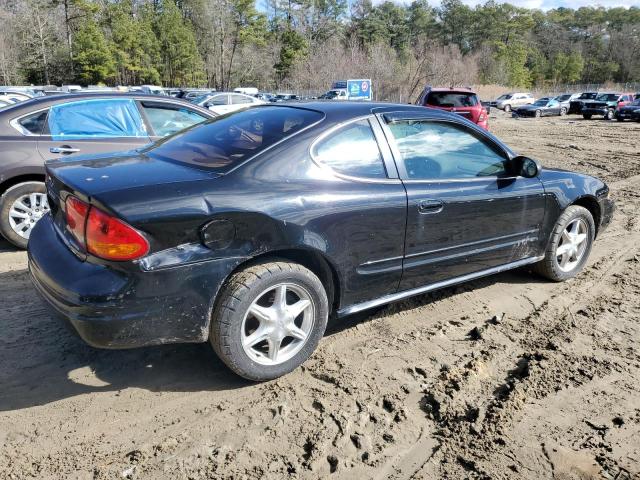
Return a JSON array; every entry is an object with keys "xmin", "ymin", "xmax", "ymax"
[
  {"xmin": 210, "ymin": 261, "xmax": 329, "ymax": 381},
  {"xmin": 533, "ymin": 205, "xmax": 595, "ymax": 282},
  {"xmin": 583, "ymin": 114, "xmax": 592, "ymax": 119},
  {"xmin": 0, "ymin": 181, "xmax": 48, "ymax": 250}
]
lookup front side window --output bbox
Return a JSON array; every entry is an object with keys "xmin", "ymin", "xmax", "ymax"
[
  {"xmin": 142, "ymin": 104, "xmax": 207, "ymax": 137},
  {"xmin": 17, "ymin": 110, "xmax": 48, "ymax": 135},
  {"xmin": 47, "ymin": 99, "xmax": 147, "ymax": 140},
  {"xmin": 387, "ymin": 120, "xmax": 507, "ymax": 180},
  {"xmin": 312, "ymin": 118, "xmax": 386, "ymax": 179},
  {"xmin": 148, "ymin": 106, "xmax": 323, "ymax": 173}
]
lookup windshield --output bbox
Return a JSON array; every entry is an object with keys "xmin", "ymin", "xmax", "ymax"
[
  {"xmin": 497, "ymin": 94, "xmax": 512, "ymax": 100},
  {"xmin": 146, "ymin": 106, "xmax": 323, "ymax": 173},
  {"xmin": 426, "ymin": 92, "xmax": 478, "ymax": 107},
  {"xmin": 556, "ymin": 95, "xmax": 571, "ymax": 101},
  {"xmin": 595, "ymin": 93, "xmax": 620, "ymax": 102},
  {"xmin": 579, "ymin": 93, "xmax": 597, "ymax": 100},
  {"xmin": 533, "ymin": 99, "xmax": 548, "ymax": 106}
]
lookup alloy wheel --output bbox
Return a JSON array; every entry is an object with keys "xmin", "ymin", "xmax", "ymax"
[
  {"xmin": 241, "ymin": 283, "xmax": 315, "ymax": 365},
  {"xmin": 556, "ymin": 218, "xmax": 589, "ymax": 272},
  {"xmin": 8, "ymin": 193, "xmax": 49, "ymax": 239}
]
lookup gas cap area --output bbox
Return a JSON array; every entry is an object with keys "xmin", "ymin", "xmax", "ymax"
[{"xmin": 201, "ymin": 219, "xmax": 236, "ymax": 250}]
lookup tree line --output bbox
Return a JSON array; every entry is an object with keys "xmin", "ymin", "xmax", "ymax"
[{"xmin": 0, "ymin": 0, "xmax": 639, "ymax": 101}]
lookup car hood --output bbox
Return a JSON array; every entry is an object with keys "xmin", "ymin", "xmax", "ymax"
[{"xmin": 619, "ymin": 105, "xmax": 640, "ymax": 112}]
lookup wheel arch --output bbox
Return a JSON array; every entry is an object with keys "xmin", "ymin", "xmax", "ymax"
[
  {"xmin": 571, "ymin": 195, "xmax": 601, "ymax": 237},
  {"xmin": 0, "ymin": 173, "xmax": 46, "ymax": 197},
  {"xmin": 213, "ymin": 246, "xmax": 342, "ymax": 318}
]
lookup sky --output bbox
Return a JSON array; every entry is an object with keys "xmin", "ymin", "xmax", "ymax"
[{"xmin": 450, "ymin": 0, "xmax": 640, "ymax": 9}]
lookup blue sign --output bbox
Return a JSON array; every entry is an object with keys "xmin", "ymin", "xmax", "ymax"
[{"xmin": 346, "ymin": 79, "xmax": 372, "ymax": 100}]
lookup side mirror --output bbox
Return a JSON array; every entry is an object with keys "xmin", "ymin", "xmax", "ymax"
[{"xmin": 512, "ymin": 155, "xmax": 540, "ymax": 178}]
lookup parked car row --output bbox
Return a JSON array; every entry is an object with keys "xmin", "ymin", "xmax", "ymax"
[{"xmin": 491, "ymin": 90, "xmax": 640, "ymax": 121}]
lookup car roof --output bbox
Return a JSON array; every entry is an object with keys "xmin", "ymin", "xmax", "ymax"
[
  {"xmin": 428, "ymin": 87, "xmax": 476, "ymax": 94},
  {"xmin": 261, "ymin": 101, "xmax": 484, "ymax": 127}
]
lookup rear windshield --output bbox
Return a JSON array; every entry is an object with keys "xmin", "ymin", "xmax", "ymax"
[
  {"xmin": 146, "ymin": 106, "xmax": 323, "ymax": 173},
  {"xmin": 426, "ymin": 92, "xmax": 478, "ymax": 107}
]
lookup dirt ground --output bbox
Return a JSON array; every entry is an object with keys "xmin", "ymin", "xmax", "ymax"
[{"xmin": 1, "ymin": 111, "xmax": 639, "ymax": 480}]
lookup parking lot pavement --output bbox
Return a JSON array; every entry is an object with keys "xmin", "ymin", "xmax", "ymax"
[{"xmin": 1, "ymin": 114, "xmax": 639, "ymax": 479}]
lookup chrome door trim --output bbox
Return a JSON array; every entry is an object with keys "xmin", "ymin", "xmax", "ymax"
[{"xmin": 337, "ymin": 255, "xmax": 544, "ymax": 317}]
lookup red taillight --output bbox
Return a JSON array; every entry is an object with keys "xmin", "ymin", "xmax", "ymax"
[
  {"xmin": 65, "ymin": 196, "xmax": 89, "ymax": 247},
  {"xmin": 86, "ymin": 208, "xmax": 149, "ymax": 261},
  {"xmin": 64, "ymin": 195, "xmax": 148, "ymax": 261}
]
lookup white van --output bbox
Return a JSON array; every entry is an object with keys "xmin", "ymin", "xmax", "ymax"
[{"xmin": 234, "ymin": 87, "xmax": 259, "ymax": 96}]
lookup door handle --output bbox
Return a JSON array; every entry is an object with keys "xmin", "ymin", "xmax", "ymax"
[
  {"xmin": 418, "ymin": 199, "xmax": 444, "ymax": 214},
  {"xmin": 50, "ymin": 146, "xmax": 80, "ymax": 154}
]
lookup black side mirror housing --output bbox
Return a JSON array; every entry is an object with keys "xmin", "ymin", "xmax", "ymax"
[{"xmin": 512, "ymin": 155, "xmax": 541, "ymax": 178}]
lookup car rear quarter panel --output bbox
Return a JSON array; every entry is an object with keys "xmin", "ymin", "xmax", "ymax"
[{"xmin": 0, "ymin": 137, "xmax": 45, "ymax": 186}]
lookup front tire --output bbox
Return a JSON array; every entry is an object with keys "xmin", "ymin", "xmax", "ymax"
[
  {"xmin": 503, "ymin": 104, "xmax": 511, "ymax": 113},
  {"xmin": 0, "ymin": 181, "xmax": 49, "ymax": 249},
  {"xmin": 560, "ymin": 107, "xmax": 567, "ymax": 116},
  {"xmin": 604, "ymin": 109, "xmax": 614, "ymax": 120},
  {"xmin": 210, "ymin": 261, "xmax": 329, "ymax": 381},
  {"xmin": 535, "ymin": 109, "xmax": 542, "ymax": 118},
  {"xmin": 583, "ymin": 114, "xmax": 592, "ymax": 119},
  {"xmin": 534, "ymin": 205, "xmax": 595, "ymax": 282}
]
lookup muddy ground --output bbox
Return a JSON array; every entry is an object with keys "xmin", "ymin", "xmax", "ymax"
[{"xmin": 1, "ymin": 111, "xmax": 639, "ymax": 480}]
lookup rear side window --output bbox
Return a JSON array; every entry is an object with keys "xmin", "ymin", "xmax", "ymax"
[
  {"xmin": 230, "ymin": 94, "xmax": 253, "ymax": 105},
  {"xmin": 426, "ymin": 92, "xmax": 478, "ymax": 107},
  {"xmin": 148, "ymin": 106, "xmax": 323, "ymax": 173},
  {"xmin": 47, "ymin": 99, "xmax": 147, "ymax": 140},
  {"xmin": 17, "ymin": 110, "xmax": 48, "ymax": 135},
  {"xmin": 312, "ymin": 118, "xmax": 386, "ymax": 179},
  {"xmin": 141, "ymin": 104, "xmax": 207, "ymax": 137}
]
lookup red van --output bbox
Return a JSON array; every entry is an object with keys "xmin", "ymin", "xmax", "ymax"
[{"xmin": 416, "ymin": 87, "xmax": 489, "ymax": 130}]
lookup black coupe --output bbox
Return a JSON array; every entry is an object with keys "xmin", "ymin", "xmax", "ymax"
[{"xmin": 29, "ymin": 102, "xmax": 614, "ymax": 380}]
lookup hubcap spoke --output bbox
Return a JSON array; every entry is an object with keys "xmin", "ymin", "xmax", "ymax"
[
  {"xmin": 274, "ymin": 285, "xmax": 288, "ymax": 310},
  {"xmin": 287, "ymin": 299, "xmax": 311, "ymax": 319},
  {"xmin": 243, "ymin": 326, "xmax": 269, "ymax": 348},
  {"xmin": 249, "ymin": 304, "xmax": 272, "ymax": 323},
  {"xmin": 267, "ymin": 338, "xmax": 281, "ymax": 361},
  {"xmin": 287, "ymin": 324, "xmax": 307, "ymax": 341}
]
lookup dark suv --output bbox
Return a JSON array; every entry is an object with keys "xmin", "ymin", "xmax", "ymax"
[
  {"xmin": 0, "ymin": 93, "xmax": 215, "ymax": 248},
  {"xmin": 581, "ymin": 93, "xmax": 635, "ymax": 120},
  {"xmin": 417, "ymin": 87, "xmax": 488, "ymax": 130},
  {"xmin": 568, "ymin": 92, "xmax": 597, "ymax": 114}
]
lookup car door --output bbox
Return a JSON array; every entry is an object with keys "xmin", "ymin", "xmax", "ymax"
[
  {"xmin": 379, "ymin": 112, "xmax": 546, "ymax": 291},
  {"xmin": 547, "ymin": 99, "xmax": 560, "ymax": 116},
  {"xmin": 37, "ymin": 98, "xmax": 151, "ymax": 161},
  {"xmin": 137, "ymin": 100, "xmax": 211, "ymax": 140}
]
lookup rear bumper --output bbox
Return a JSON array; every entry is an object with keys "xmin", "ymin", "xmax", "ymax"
[{"xmin": 28, "ymin": 214, "xmax": 244, "ymax": 348}]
